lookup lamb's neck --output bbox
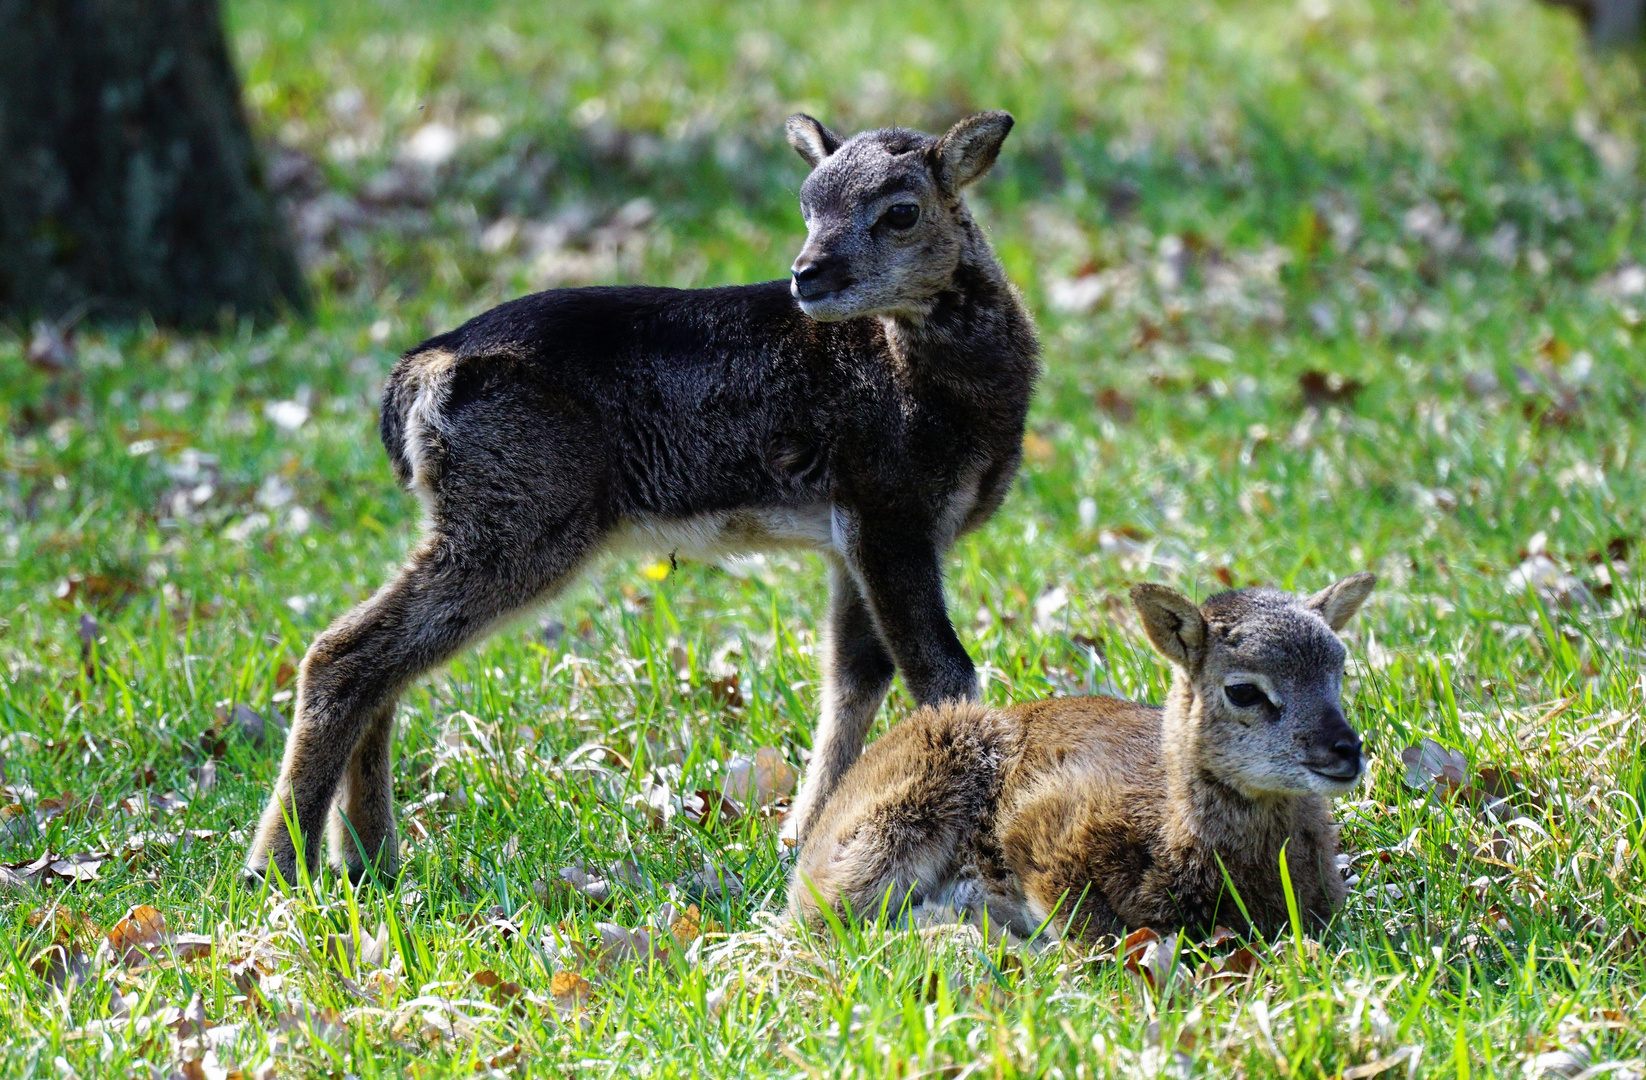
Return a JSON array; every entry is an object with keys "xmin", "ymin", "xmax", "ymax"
[
  {"xmin": 880, "ymin": 216, "xmax": 1020, "ymax": 371},
  {"xmin": 1160, "ymin": 676, "xmax": 1299, "ymax": 865}
]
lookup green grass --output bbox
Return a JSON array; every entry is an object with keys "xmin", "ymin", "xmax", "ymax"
[{"xmin": 4, "ymin": 0, "xmax": 1646, "ymax": 1074}]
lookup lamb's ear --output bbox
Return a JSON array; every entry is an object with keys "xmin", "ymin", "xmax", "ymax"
[
  {"xmin": 786, "ymin": 114, "xmax": 842, "ymax": 169},
  {"xmin": 1306, "ymin": 572, "xmax": 1377, "ymax": 632},
  {"xmin": 1130, "ymin": 583, "xmax": 1206, "ymax": 667},
  {"xmin": 928, "ymin": 111, "xmax": 1014, "ymax": 193}
]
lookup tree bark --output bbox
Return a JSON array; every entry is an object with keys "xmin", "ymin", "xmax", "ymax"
[
  {"xmin": 1543, "ymin": 0, "xmax": 1646, "ymax": 47},
  {"xmin": 0, "ymin": 0, "xmax": 307, "ymax": 327}
]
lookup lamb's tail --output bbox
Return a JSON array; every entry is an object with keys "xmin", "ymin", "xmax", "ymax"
[{"xmin": 379, "ymin": 346, "xmax": 460, "ymax": 499}]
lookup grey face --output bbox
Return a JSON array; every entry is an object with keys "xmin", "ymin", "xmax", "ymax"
[
  {"xmin": 1195, "ymin": 596, "xmax": 1360, "ymax": 796},
  {"xmin": 784, "ymin": 112, "xmax": 1014, "ymax": 323},
  {"xmin": 1131, "ymin": 574, "xmax": 1376, "ymax": 799}
]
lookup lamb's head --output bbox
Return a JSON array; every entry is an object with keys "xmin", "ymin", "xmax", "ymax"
[
  {"xmin": 783, "ymin": 111, "xmax": 1013, "ymax": 322},
  {"xmin": 1131, "ymin": 573, "xmax": 1377, "ymax": 799}
]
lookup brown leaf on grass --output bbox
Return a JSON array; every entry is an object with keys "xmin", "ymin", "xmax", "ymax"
[
  {"xmin": 569, "ymin": 922, "xmax": 670, "ymax": 969},
  {"xmin": 106, "ymin": 904, "xmax": 168, "ymax": 965},
  {"xmin": 482, "ymin": 1043, "xmax": 524, "ymax": 1071},
  {"xmin": 37, "ymin": 791, "xmax": 103, "ymax": 824},
  {"xmin": 707, "ymin": 673, "xmax": 744, "ymax": 709},
  {"xmin": 53, "ymin": 571, "xmax": 143, "ymax": 612},
  {"xmin": 1401, "ymin": 739, "xmax": 1468, "ymax": 792},
  {"xmin": 685, "ymin": 789, "xmax": 742, "ymax": 828},
  {"xmin": 2, "ymin": 853, "xmax": 52, "ymax": 890},
  {"xmin": 1197, "ymin": 945, "xmax": 1262, "ymax": 988},
  {"xmin": 1096, "ymin": 387, "xmax": 1136, "ymax": 423},
  {"xmin": 1022, "ymin": 431, "xmax": 1055, "ymax": 464},
  {"xmin": 229, "ymin": 955, "xmax": 274, "ymax": 1003},
  {"xmin": 721, "ymin": 747, "xmax": 798, "ymax": 807},
  {"xmin": 1116, "ymin": 927, "xmax": 1179, "ymax": 993},
  {"xmin": 549, "ymin": 970, "xmax": 594, "ymax": 1014},
  {"xmin": 472, "ymin": 968, "xmax": 526, "ymax": 1011},
  {"xmin": 1117, "ymin": 926, "xmax": 1161, "ymax": 969},
  {"xmin": 212, "ymin": 701, "xmax": 281, "ymax": 749},
  {"xmin": 4, "ymin": 850, "xmax": 109, "ymax": 888},
  {"xmin": 173, "ymin": 933, "xmax": 214, "ymax": 963},
  {"xmin": 26, "ymin": 908, "xmax": 98, "ymax": 948},
  {"xmin": 0, "ymin": 801, "xmax": 28, "ymax": 842},
  {"xmin": 275, "ymin": 1003, "xmax": 347, "ymax": 1049},
  {"xmin": 47, "ymin": 852, "xmax": 103, "ymax": 882},
  {"xmin": 1221, "ymin": 947, "xmax": 1261, "ymax": 976},
  {"xmin": 1299, "ymin": 370, "xmax": 1364, "ymax": 409},
  {"xmin": 25, "ymin": 905, "xmax": 100, "ymax": 987},
  {"xmin": 189, "ymin": 760, "xmax": 218, "ymax": 793},
  {"xmin": 659, "ymin": 902, "xmax": 721, "ymax": 947},
  {"xmin": 679, "ymin": 860, "xmax": 744, "ymax": 901},
  {"xmin": 549, "ymin": 864, "xmax": 613, "ymax": 905}
]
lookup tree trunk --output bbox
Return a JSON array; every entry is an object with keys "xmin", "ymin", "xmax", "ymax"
[
  {"xmin": 0, "ymin": 0, "xmax": 307, "ymax": 327},
  {"xmin": 1543, "ymin": 0, "xmax": 1646, "ymax": 47}
]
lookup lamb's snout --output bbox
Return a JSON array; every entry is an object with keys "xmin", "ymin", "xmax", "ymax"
[
  {"xmin": 790, "ymin": 248, "xmax": 854, "ymax": 301},
  {"xmin": 1305, "ymin": 705, "xmax": 1362, "ymax": 781}
]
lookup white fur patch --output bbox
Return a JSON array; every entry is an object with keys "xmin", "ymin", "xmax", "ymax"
[
  {"xmin": 398, "ymin": 348, "xmax": 460, "ymax": 508},
  {"xmin": 614, "ymin": 506, "xmax": 835, "ymax": 561}
]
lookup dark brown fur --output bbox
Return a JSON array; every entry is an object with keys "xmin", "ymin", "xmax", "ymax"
[{"xmin": 790, "ymin": 574, "xmax": 1375, "ymax": 941}]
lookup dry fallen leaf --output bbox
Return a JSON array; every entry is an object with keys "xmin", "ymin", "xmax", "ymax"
[
  {"xmin": 679, "ymin": 860, "xmax": 744, "ymax": 901},
  {"xmin": 1401, "ymin": 738, "xmax": 1468, "ymax": 793},
  {"xmin": 1299, "ymin": 369, "xmax": 1364, "ymax": 409},
  {"xmin": 26, "ymin": 905, "xmax": 99, "ymax": 987},
  {"xmin": 550, "ymin": 969, "xmax": 594, "ymax": 1014},
  {"xmin": 1116, "ymin": 927, "xmax": 1180, "ymax": 993},
  {"xmin": 173, "ymin": 933, "xmax": 214, "ymax": 962},
  {"xmin": 685, "ymin": 789, "xmax": 742, "ymax": 828},
  {"xmin": 707, "ymin": 673, "xmax": 744, "ymax": 709},
  {"xmin": 721, "ymin": 747, "xmax": 799, "ymax": 807},
  {"xmin": 472, "ymin": 968, "xmax": 526, "ymax": 1010},
  {"xmin": 106, "ymin": 904, "xmax": 168, "ymax": 965},
  {"xmin": 37, "ymin": 792, "xmax": 102, "ymax": 824},
  {"xmin": 48, "ymin": 852, "xmax": 103, "ymax": 882}
]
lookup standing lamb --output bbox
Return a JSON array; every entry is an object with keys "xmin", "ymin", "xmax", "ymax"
[
  {"xmin": 246, "ymin": 112, "xmax": 1040, "ymax": 886},
  {"xmin": 790, "ymin": 573, "xmax": 1375, "ymax": 940}
]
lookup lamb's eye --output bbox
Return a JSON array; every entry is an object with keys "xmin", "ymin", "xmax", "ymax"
[
  {"xmin": 1224, "ymin": 683, "xmax": 1268, "ymax": 709},
  {"xmin": 883, "ymin": 203, "xmax": 920, "ymax": 230}
]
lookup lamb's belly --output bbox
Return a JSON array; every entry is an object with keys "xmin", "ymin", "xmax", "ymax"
[{"xmin": 615, "ymin": 505, "xmax": 835, "ymax": 561}]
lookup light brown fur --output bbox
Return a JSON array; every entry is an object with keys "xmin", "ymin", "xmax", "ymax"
[{"xmin": 790, "ymin": 573, "xmax": 1375, "ymax": 941}]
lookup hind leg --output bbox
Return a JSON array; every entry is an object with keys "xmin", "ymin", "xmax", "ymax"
[
  {"xmin": 247, "ymin": 525, "xmax": 595, "ymax": 885},
  {"xmin": 789, "ymin": 701, "xmax": 1013, "ymax": 928},
  {"xmin": 247, "ymin": 379, "xmax": 606, "ymax": 886},
  {"xmin": 329, "ymin": 699, "xmax": 398, "ymax": 882}
]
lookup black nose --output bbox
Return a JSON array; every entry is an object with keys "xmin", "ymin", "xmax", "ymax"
[
  {"xmin": 1307, "ymin": 708, "xmax": 1362, "ymax": 779},
  {"xmin": 790, "ymin": 254, "xmax": 853, "ymax": 299}
]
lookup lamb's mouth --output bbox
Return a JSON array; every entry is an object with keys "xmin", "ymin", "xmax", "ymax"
[{"xmin": 794, "ymin": 289, "xmax": 857, "ymax": 321}]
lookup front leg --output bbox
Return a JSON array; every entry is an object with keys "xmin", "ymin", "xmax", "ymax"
[
  {"xmin": 849, "ymin": 519, "xmax": 978, "ymax": 708},
  {"xmin": 787, "ymin": 560, "xmax": 897, "ymax": 842}
]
